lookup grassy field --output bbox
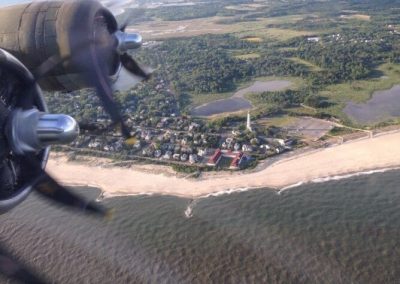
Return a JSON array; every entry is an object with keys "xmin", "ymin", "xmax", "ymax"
[
  {"xmin": 287, "ymin": 106, "xmax": 317, "ymax": 116},
  {"xmin": 236, "ymin": 28, "xmax": 316, "ymax": 42},
  {"xmin": 319, "ymin": 63, "xmax": 400, "ymax": 124},
  {"xmin": 189, "ymin": 91, "xmax": 233, "ymax": 108},
  {"xmin": 129, "ymin": 14, "xmax": 317, "ymax": 42},
  {"xmin": 242, "ymin": 37, "xmax": 264, "ymax": 43},
  {"xmin": 225, "ymin": 3, "xmax": 268, "ymax": 11},
  {"xmin": 289, "ymin": 57, "xmax": 323, "ymax": 72},
  {"xmin": 340, "ymin": 14, "xmax": 371, "ymax": 21},
  {"xmin": 257, "ymin": 115, "xmax": 297, "ymax": 128},
  {"xmin": 233, "ymin": 53, "xmax": 261, "ymax": 60}
]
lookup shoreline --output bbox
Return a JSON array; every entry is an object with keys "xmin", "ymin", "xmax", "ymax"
[{"xmin": 47, "ymin": 130, "xmax": 400, "ymax": 199}]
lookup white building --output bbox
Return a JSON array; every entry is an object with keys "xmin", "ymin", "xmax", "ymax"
[
  {"xmin": 246, "ymin": 111, "xmax": 252, "ymax": 132},
  {"xmin": 242, "ymin": 144, "xmax": 253, "ymax": 152},
  {"xmin": 307, "ymin": 37, "xmax": 320, "ymax": 42},
  {"xmin": 189, "ymin": 154, "xmax": 198, "ymax": 164},
  {"xmin": 163, "ymin": 151, "xmax": 172, "ymax": 160}
]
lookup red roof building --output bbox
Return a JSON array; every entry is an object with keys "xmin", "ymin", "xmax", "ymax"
[
  {"xmin": 207, "ymin": 149, "xmax": 222, "ymax": 166},
  {"xmin": 230, "ymin": 152, "xmax": 244, "ymax": 169}
]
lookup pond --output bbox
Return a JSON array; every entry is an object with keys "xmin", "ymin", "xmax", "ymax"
[
  {"xmin": 191, "ymin": 80, "xmax": 292, "ymax": 117},
  {"xmin": 344, "ymin": 84, "xmax": 400, "ymax": 124}
]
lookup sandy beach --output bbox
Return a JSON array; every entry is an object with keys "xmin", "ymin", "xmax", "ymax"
[{"xmin": 47, "ymin": 131, "xmax": 400, "ymax": 198}]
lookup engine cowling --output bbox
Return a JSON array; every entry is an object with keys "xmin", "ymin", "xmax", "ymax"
[{"xmin": 0, "ymin": 0, "xmax": 138, "ymax": 92}]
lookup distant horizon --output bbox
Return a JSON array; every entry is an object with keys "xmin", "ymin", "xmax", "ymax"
[
  {"xmin": 0, "ymin": 0, "xmax": 130, "ymax": 15},
  {"xmin": 1, "ymin": 0, "xmax": 112, "ymax": 7}
]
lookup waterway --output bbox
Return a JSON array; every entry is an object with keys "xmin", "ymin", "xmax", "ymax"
[
  {"xmin": 191, "ymin": 80, "xmax": 292, "ymax": 116},
  {"xmin": 2, "ymin": 169, "xmax": 400, "ymax": 282},
  {"xmin": 344, "ymin": 84, "xmax": 400, "ymax": 124}
]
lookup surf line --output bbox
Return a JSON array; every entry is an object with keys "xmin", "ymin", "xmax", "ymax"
[
  {"xmin": 277, "ymin": 166, "xmax": 400, "ymax": 195},
  {"xmin": 184, "ymin": 187, "xmax": 253, "ymax": 218}
]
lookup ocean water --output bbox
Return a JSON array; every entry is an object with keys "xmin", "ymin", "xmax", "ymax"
[{"xmin": 1, "ymin": 170, "xmax": 400, "ymax": 283}]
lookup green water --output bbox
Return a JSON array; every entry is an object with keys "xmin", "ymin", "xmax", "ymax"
[{"xmin": 1, "ymin": 170, "xmax": 400, "ymax": 283}]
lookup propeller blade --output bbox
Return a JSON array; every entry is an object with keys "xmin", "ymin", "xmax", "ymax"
[
  {"xmin": 33, "ymin": 172, "xmax": 110, "ymax": 217},
  {"xmin": 120, "ymin": 53, "xmax": 152, "ymax": 80},
  {"xmin": 120, "ymin": 22, "xmax": 128, "ymax": 33},
  {"xmin": 78, "ymin": 122, "xmax": 102, "ymax": 132},
  {"xmin": 88, "ymin": 45, "xmax": 132, "ymax": 138},
  {"xmin": 0, "ymin": 243, "xmax": 48, "ymax": 284},
  {"xmin": 91, "ymin": 75, "xmax": 131, "ymax": 138},
  {"xmin": 21, "ymin": 155, "xmax": 110, "ymax": 217}
]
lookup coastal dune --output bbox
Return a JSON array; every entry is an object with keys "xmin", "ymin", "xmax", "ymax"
[{"xmin": 47, "ymin": 131, "xmax": 400, "ymax": 198}]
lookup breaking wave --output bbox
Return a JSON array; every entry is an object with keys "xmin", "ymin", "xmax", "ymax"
[
  {"xmin": 184, "ymin": 188, "xmax": 252, "ymax": 218},
  {"xmin": 199, "ymin": 187, "xmax": 253, "ymax": 199},
  {"xmin": 277, "ymin": 167, "xmax": 400, "ymax": 194},
  {"xmin": 277, "ymin": 182, "xmax": 305, "ymax": 195}
]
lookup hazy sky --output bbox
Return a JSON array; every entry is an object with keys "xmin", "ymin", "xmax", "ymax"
[
  {"xmin": 0, "ymin": 0, "xmax": 133, "ymax": 15},
  {"xmin": 0, "ymin": 0, "xmax": 134, "ymax": 15},
  {"xmin": 0, "ymin": 0, "xmax": 115, "ymax": 7}
]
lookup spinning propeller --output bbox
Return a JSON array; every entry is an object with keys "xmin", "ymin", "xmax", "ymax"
[
  {"xmin": 85, "ymin": 14, "xmax": 151, "ymax": 138},
  {"xmin": 0, "ymin": 49, "xmax": 109, "ymax": 218},
  {"xmin": 0, "ymin": 3, "xmax": 152, "ymax": 216},
  {"xmin": 0, "ymin": 1, "xmax": 152, "ymax": 282}
]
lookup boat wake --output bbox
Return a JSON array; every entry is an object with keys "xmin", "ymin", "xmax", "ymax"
[
  {"xmin": 184, "ymin": 188, "xmax": 252, "ymax": 218},
  {"xmin": 184, "ymin": 199, "xmax": 198, "ymax": 219}
]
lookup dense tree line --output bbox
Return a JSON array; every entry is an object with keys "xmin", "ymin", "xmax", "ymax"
[
  {"xmin": 121, "ymin": 0, "xmax": 400, "ymax": 119},
  {"xmin": 297, "ymin": 39, "xmax": 392, "ymax": 83},
  {"xmin": 250, "ymin": 88, "xmax": 310, "ymax": 108},
  {"xmin": 250, "ymin": 55, "xmax": 309, "ymax": 78},
  {"xmin": 136, "ymin": 25, "xmax": 397, "ymax": 96},
  {"xmin": 136, "ymin": 34, "xmax": 308, "ymax": 95}
]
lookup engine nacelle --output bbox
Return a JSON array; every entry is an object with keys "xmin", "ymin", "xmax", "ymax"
[{"xmin": 0, "ymin": 0, "xmax": 139, "ymax": 92}]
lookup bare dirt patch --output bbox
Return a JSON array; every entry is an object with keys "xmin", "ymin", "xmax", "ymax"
[{"xmin": 285, "ymin": 117, "xmax": 336, "ymax": 141}]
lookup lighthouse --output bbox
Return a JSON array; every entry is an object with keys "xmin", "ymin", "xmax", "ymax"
[{"xmin": 246, "ymin": 111, "xmax": 252, "ymax": 132}]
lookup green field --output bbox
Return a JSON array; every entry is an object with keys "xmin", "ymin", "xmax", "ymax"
[
  {"xmin": 236, "ymin": 28, "xmax": 316, "ymax": 42},
  {"xmin": 189, "ymin": 91, "xmax": 233, "ymax": 108},
  {"xmin": 134, "ymin": 0, "xmax": 400, "ymax": 130},
  {"xmin": 257, "ymin": 115, "xmax": 297, "ymax": 128},
  {"xmin": 289, "ymin": 57, "xmax": 323, "ymax": 72},
  {"xmin": 234, "ymin": 53, "xmax": 261, "ymax": 60},
  {"xmin": 134, "ymin": 14, "xmax": 319, "ymax": 42}
]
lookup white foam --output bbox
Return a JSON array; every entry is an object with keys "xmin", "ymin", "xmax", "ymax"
[
  {"xmin": 97, "ymin": 167, "xmax": 400, "ymax": 220},
  {"xmin": 184, "ymin": 200, "xmax": 198, "ymax": 218},
  {"xmin": 184, "ymin": 188, "xmax": 253, "ymax": 218},
  {"xmin": 277, "ymin": 182, "xmax": 304, "ymax": 195},
  {"xmin": 311, "ymin": 168, "xmax": 394, "ymax": 183},
  {"xmin": 199, "ymin": 187, "xmax": 252, "ymax": 199},
  {"xmin": 101, "ymin": 191, "xmax": 156, "ymax": 199},
  {"xmin": 276, "ymin": 167, "xmax": 400, "ymax": 193}
]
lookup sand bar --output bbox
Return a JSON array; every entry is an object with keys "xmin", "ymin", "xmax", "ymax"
[{"xmin": 47, "ymin": 131, "xmax": 400, "ymax": 198}]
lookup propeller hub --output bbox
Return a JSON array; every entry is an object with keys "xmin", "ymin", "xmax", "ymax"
[
  {"xmin": 114, "ymin": 31, "xmax": 142, "ymax": 53},
  {"xmin": 9, "ymin": 109, "xmax": 79, "ymax": 155}
]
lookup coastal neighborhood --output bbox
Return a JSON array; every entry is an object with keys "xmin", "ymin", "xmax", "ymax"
[
  {"xmin": 43, "ymin": 0, "xmax": 400, "ymax": 176},
  {"xmin": 69, "ymin": 104, "xmax": 295, "ymax": 171},
  {"xmin": 48, "ymin": 77, "xmax": 299, "ymax": 172}
]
